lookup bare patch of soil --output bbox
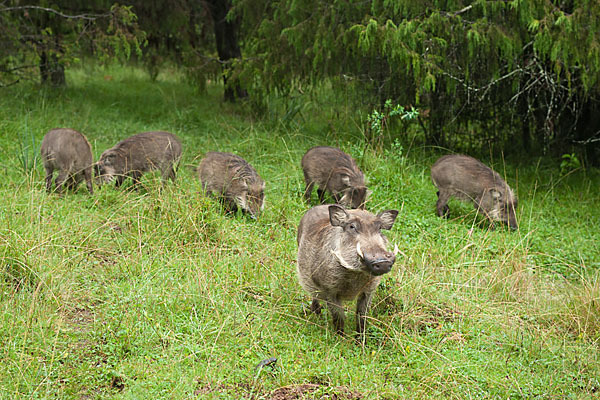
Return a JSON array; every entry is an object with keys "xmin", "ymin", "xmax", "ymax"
[
  {"xmin": 63, "ymin": 306, "xmax": 95, "ymax": 332},
  {"xmin": 271, "ymin": 384, "xmax": 363, "ymax": 399},
  {"xmin": 194, "ymin": 381, "xmax": 363, "ymax": 399}
]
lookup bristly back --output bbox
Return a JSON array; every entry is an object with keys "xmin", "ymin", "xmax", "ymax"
[{"xmin": 226, "ymin": 153, "xmax": 263, "ymax": 183}]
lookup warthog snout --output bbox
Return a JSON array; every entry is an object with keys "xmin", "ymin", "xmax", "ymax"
[
  {"xmin": 356, "ymin": 243, "xmax": 395, "ymax": 276},
  {"xmin": 366, "ymin": 254, "xmax": 395, "ymax": 275}
]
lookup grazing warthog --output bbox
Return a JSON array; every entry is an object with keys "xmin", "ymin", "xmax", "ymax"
[
  {"xmin": 40, "ymin": 128, "xmax": 94, "ymax": 194},
  {"xmin": 301, "ymin": 146, "xmax": 368, "ymax": 209},
  {"xmin": 297, "ymin": 204, "xmax": 398, "ymax": 336},
  {"xmin": 95, "ymin": 131, "xmax": 181, "ymax": 187},
  {"xmin": 431, "ymin": 154, "xmax": 518, "ymax": 229},
  {"xmin": 197, "ymin": 152, "xmax": 265, "ymax": 218}
]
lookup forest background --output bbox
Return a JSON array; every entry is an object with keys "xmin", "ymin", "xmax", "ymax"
[{"xmin": 2, "ymin": 0, "xmax": 600, "ymax": 162}]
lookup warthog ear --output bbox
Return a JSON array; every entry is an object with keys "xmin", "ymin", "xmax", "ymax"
[
  {"xmin": 329, "ymin": 205, "xmax": 349, "ymax": 227},
  {"xmin": 377, "ymin": 210, "xmax": 399, "ymax": 230}
]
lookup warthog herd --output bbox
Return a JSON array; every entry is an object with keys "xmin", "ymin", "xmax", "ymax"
[{"xmin": 40, "ymin": 128, "xmax": 518, "ymax": 338}]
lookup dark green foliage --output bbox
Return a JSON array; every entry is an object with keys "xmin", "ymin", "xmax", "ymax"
[
  {"xmin": 0, "ymin": 1, "xmax": 144, "ymax": 86},
  {"xmin": 4, "ymin": 1, "xmax": 600, "ymax": 159},
  {"xmin": 124, "ymin": 0, "xmax": 215, "ymax": 82},
  {"xmin": 236, "ymin": 0, "xmax": 600, "ymax": 162}
]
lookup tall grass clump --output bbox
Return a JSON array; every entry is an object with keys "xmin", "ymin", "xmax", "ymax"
[
  {"xmin": 16, "ymin": 128, "xmax": 39, "ymax": 175},
  {"xmin": 559, "ymin": 271, "xmax": 600, "ymax": 340}
]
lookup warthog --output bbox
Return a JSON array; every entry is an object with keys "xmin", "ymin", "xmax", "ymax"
[
  {"xmin": 40, "ymin": 128, "xmax": 94, "ymax": 194},
  {"xmin": 197, "ymin": 152, "xmax": 265, "ymax": 218},
  {"xmin": 297, "ymin": 204, "xmax": 398, "ymax": 336},
  {"xmin": 95, "ymin": 131, "xmax": 181, "ymax": 187},
  {"xmin": 431, "ymin": 154, "xmax": 518, "ymax": 229},
  {"xmin": 301, "ymin": 146, "xmax": 368, "ymax": 209}
]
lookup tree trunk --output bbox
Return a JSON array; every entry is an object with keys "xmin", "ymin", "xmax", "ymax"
[
  {"xmin": 39, "ymin": 35, "xmax": 66, "ymax": 86},
  {"xmin": 575, "ymin": 98, "xmax": 600, "ymax": 166},
  {"xmin": 40, "ymin": 51, "xmax": 65, "ymax": 86},
  {"xmin": 428, "ymin": 86, "xmax": 446, "ymax": 146},
  {"xmin": 206, "ymin": 0, "xmax": 247, "ymax": 102},
  {"xmin": 516, "ymin": 92, "xmax": 531, "ymax": 152}
]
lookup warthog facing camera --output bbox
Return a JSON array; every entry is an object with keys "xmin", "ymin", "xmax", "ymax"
[
  {"xmin": 41, "ymin": 128, "xmax": 94, "ymax": 194},
  {"xmin": 297, "ymin": 204, "xmax": 398, "ymax": 336},
  {"xmin": 431, "ymin": 154, "xmax": 518, "ymax": 229},
  {"xmin": 301, "ymin": 146, "xmax": 368, "ymax": 209},
  {"xmin": 197, "ymin": 152, "xmax": 265, "ymax": 218},
  {"xmin": 95, "ymin": 131, "xmax": 181, "ymax": 187}
]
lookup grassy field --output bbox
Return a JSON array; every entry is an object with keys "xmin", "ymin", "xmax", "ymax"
[{"xmin": 1, "ymin": 65, "xmax": 599, "ymax": 399}]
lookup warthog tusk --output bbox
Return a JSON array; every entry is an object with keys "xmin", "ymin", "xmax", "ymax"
[
  {"xmin": 392, "ymin": 243, "xmax": 407, "ymax": 258},
  {"xmin": 331, "ymin": 249, "xmax": 361, "ymax": 271},
  {"xmin": 356, "ymin": 242, "xmax": 364, "ymax": 259}
]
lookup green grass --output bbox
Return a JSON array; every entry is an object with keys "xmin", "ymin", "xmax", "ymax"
[{"xmin": 1, "ymin": 64, "xmax": 599, "ymax": 399}]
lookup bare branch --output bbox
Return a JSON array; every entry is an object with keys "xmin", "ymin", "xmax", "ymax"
[
  {"xmin": 509, "ymin": 74, "xmax": 542, "ymax": 103},
  {"xmin": 0, "ymin": 79, "xmax": 20, "ymax": 87},
  {"xmin": 573, "ymin": 132, "xmax": 600, "ymax": 145},
  {"xmin": 440, "ymin": 67, "xmax": 523, "ymax": 97},
  {"xmin": 441, "ymin": 4, "xmax": 473, "ymax": 20},
  {"xmin": 195, "ymin": 53, "xmax": 229, "ymax": 65},
  {"xmin": 453, "ymin": 5, "xmax": 473, "ymax": 16},
  {"xmin": 0, "ymin": 5, "xmax": 111, "ymax": 21},
  {"xmin": 0, "ymin": 64, "xmax": 39, "ymax": 73}
]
